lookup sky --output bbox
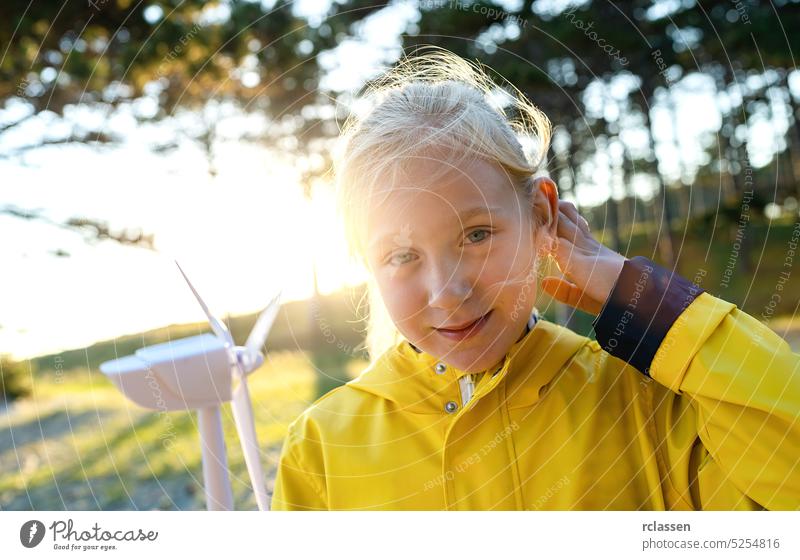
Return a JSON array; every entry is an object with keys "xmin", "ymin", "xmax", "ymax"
[
  {"xmin": 1, "ymin": 138, "xmax": 368, "ymax": 360},
  {"xmin": 2, "ymin": 0, "xmax": 796, "ymax": 360}
]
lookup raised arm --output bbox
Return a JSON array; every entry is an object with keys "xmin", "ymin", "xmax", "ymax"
[{"xmin": 592, "ymin": 256, "xmax": 800, "ymax": 510}]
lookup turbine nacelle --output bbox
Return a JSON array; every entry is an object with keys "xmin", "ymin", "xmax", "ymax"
[
  {"xmin": 99, "ymin": 261, "xmax": 281, "ymax": 511},
  {"xmin": 99, "ymin": 336, "xmax": 266, "ymax": 410}
]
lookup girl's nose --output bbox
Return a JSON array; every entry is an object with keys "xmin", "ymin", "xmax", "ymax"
[{"xmin": 427, "ymin": 258, "xmax": 474, "ymax": 310}]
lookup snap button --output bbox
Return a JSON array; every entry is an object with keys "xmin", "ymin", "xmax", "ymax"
[
  {"xmin": 444, "ymin": 401, "xmax": 458, "ymax": 413},
  {"xmin": 435, "ymin": 362, "xmax": 447, "ymax": 374}
]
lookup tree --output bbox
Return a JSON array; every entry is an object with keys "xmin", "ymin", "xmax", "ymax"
[{"xmin": 0, "ymin": 354, "xmax": 31, "ymax": 401}]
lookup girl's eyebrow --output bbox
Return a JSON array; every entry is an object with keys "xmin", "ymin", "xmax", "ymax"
[
  {"xmin": 458, "ymin": 206, "xmax": 503, "ymax": 221},
  {"xmin": 367, "ymin": 206, "xmax": 504, "ymax": 251}
]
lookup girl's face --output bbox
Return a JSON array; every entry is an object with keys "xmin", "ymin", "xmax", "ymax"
[{"xmin": 364, "ymin": 157, "xmax": 558, "ymax": 373}]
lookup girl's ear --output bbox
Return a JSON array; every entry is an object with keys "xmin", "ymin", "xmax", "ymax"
[{"xmin": 531, "ymin": 176, "xmax": 559, "ymax": 255}]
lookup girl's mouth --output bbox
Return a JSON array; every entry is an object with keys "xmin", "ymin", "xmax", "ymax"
[{"xmin": 434, "ymin": 310, "xmax": 493, "ymax": 342}]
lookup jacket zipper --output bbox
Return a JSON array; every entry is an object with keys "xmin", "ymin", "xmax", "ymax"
[
  {"xmin": 459, "ymin": 374, "xmax": 475, "ymax": 407},
  {"xmin": 456, "ymin": 310, "xmax": 540, "ymax": 409}
]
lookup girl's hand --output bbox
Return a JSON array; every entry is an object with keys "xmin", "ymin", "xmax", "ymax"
[{"xmin": 541, "ymin": 200, "xmax": 627, "ymax": 316}]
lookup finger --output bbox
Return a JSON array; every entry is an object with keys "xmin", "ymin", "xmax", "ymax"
[
  {"xmin": 558, "ymin": 200, "xmax": 581, "ymax": 224},
  {"xmin": 559, "ymin": 200, "xmax": 591, "ymax": 235},
  {"xmin": 552, "ymin": 236, "xmax": 600, "ymax": 287},
  {"xmin": 540, "ymin": 276, "xmax": 581, "ymax": 307},
  {"xmin": 553, "ymin": 230, "xmax": 581, "ymax": 273},
  {"xmin": 578, "ymin": 215, "xmax": 591, "ymax": 234},
  {"xmin": 541, "ymin": 276, "xmax": 603, "ymax": 315},
  {"xmin": 556, "ymin": 206, "xmax": 583, "ymax": 244}
]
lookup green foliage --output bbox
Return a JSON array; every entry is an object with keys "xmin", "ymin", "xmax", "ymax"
[{"xmin": 0, "ymin": 355, "xmax": 31, "ymax": 401}]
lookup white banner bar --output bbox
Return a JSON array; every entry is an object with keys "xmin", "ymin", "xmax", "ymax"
[{"xmin": 1, "ymin": 511, "xmax": 798, "ymax": 559}]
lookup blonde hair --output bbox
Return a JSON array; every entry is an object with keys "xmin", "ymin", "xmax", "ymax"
[{"xmin": 333, "ymin": 46, "xmax": 552, "ymax": 362}]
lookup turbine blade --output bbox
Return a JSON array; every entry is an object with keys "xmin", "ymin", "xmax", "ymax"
[
  {"xmin": 230, "ymin": 369, "xmax": 270, "ymax": 511},
  {"xmin": 245, "ymin": 290, "xmax": 282, "ymax": 358},
  {"xmin": 175, "ymin": 260, "xmax": 234, "ymax": 347}
]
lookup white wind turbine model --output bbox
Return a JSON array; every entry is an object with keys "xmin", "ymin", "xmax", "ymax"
[{"xmin": 99, "ymin": 261, "xmax": 281, "ymax": 511}]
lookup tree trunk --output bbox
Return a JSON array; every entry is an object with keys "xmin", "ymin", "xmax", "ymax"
[{"xmin": 641, "ymin": 104, "xmax": 676, "ymax": 267}]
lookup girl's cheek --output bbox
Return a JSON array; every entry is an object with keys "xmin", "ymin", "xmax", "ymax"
[
  {"xmin": 481, "ymin": 247, "xmax": 538, "ymax": 302},
  {"xmin": 380, "ymin": 273, "xmax": 427, "ymax": 319},
  {"xmin": 491, "ymin": 242, "xmax": 536, "ymax": 280}
]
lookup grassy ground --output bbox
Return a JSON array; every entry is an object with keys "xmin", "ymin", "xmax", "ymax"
[{"xmin": 0, "ymin": 351, "xmax": 366, "ymax": 510}]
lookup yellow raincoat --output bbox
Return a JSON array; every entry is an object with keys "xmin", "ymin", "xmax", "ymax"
[{"xmin": 271, "ymin": 257, "xmax": 800, "ymax": 510}]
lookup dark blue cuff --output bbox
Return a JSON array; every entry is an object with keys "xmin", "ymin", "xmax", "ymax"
[{"xmin": 591, "ymin": 256, "xmax": 704, "ymax": 377}]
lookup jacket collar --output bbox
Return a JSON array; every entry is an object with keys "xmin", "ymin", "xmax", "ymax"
[{"xmin": 345, "ymin": 317, "xmax": 589, "ymax": 414}]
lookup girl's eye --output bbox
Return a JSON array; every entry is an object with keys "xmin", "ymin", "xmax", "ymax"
[
  {"xmin": 388, "ymin": 252, "xmax": 416, "ymax": 266},
  {"xmin": 466, "ymin": 228, "xmax": 491, "ymax": 244},
  {"xmin": 385, "ymin": 229, "xmax": 491, "ymax": 266}
]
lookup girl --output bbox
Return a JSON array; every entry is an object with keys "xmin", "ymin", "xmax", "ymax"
[{"xmin": 271, "ymin": 49, "xmax": 799, "ymax": 510}]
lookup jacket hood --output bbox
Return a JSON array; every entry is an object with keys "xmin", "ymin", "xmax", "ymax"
[{"xmin": 345, "ymin": 319, "xmax": 590, "ymax": 414}]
